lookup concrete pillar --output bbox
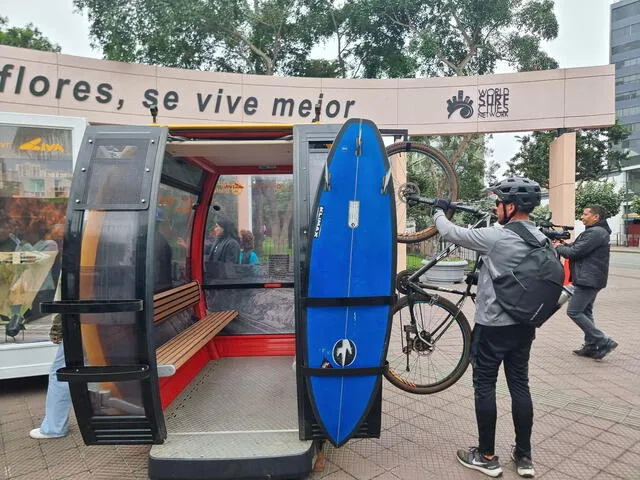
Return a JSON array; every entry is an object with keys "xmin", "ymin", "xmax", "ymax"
[
  {"xmin": 236, "ymin": 175, "xmax": 251, "ymax": 231},
  {"xmin": 391, "ymin": 152, "xmax": 407, "ymax": 271},
  {"xmin": 549, "ymin": 132, "xmax": 576, "ymax": 237}
]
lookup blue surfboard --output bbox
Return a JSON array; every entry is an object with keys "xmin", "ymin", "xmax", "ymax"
[{"xmin": 304, "ymin": 118, "xmax": 396, "ymax": 447}]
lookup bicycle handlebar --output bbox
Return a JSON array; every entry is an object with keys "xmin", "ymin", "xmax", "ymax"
[{"xmin": 405, "ymin": 195, "xmax": 489, "ymax": 217}]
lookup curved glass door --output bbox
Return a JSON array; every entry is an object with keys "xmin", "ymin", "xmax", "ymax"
[{"xmin": 45, "ymin": 126, "xmax": 168, "ymax": 445}]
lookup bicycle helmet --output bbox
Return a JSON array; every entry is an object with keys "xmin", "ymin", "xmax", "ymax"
[{"xmin": 488, "ymin": 177, "xmax": 541, "ymax": 213}]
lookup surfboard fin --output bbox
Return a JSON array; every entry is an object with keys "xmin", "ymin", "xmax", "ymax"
[
  {"xmin": 355, "ymin": 135, "xmax": 362, "ymax": 157},
  {"xmin": 381, "ymin": 169, "xmax": 392, "ymax": 195},
  {"xmin": 324, "ymin": 162, "xmax": 331, "ymax": 191}
]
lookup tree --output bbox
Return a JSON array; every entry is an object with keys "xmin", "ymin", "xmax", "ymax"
[
  {"xmin": 575, "ymin": 181, "xmax": 624, "ymax": 219},
  {"xmin": 341, "ymin": 0, "xmax": 558, "ymax": 79},
  {"xmin": 632, "ymin": 195, "xmax": 640, "ymax": 215},
  {"xmin": 0, "ymin": 17, "xmax": 61, "ymax": 52},
  {"xmin": 74, "ymin": 0, "xmax": 328, "ymax": 75},
  {"xmin": 508, "ymin": 123, "xmax": 631, "ymax": 188},
  {"xmin": 420, "ymin": 134, "xmax": 487, "ymax": 201}
]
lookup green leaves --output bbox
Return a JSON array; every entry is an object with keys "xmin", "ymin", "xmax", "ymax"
[
  {"xmin": 509, "ymin": 124, "xmax": 631, "ymax": 188},
  {"xmin": 575, "ymin": 181, "xmax": 624, "ymax": 219},
  {"xmin": 0, "ymin": 16, "xmax": 61, "ymax": 52}
]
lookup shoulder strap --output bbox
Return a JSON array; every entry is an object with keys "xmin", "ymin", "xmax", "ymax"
[{"xmin": 504, "ymin": 221, "xmax": 544, "ymax": 248}]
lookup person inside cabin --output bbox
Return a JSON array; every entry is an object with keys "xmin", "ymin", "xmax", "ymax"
[
  {"xmin": 205, "ymin": 216, "xmax": 240, "ymax": 280},
  {"xmin": 239, "ymin": 230, "xmax": 259, "ymax": 265}
]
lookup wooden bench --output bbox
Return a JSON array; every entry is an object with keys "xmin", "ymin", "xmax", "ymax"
[{"xmin": 153, "ymin": 281, "xmax": 238, "ymax": 377}]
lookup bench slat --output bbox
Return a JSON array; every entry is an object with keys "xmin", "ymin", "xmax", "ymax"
[
  {"xmin": 153, "ymin": 291, "xmax": 200, "ymax": 322},
  {"xmin": 158, "ymin": 312, "xmax": 236, "ymax": 365},
  {"xmin": 157, "ymin": 312, "xmax": 236, "ymax": 366},
  {"xmin": 156, "ymin": 310, "xmax": 238, "ymax": 368},
  {"xmin": 153, "ymin": 281, "xmax": 199, "ymax": 302},
  {"xmin": 153, "ymin": 281, "xmax": 200, "ymax": 324}
]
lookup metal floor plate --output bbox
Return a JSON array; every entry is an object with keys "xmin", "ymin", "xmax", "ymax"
[{"xmin": 150, "ymin": 356, "xmax": 313, "ymax": 460}]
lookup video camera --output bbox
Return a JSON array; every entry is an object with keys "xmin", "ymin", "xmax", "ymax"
[
  {"xmin": 537, "ymin": 217, "xmax": 573, "ymax": 242},
  {"xmin": 540, "ymin": 228, "xmax": 571, "ymax": 241}
]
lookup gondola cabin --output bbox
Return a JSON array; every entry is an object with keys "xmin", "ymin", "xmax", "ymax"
[{"xmin": 43, "ymin": 122, "xmax": 393, "ymax": 480}]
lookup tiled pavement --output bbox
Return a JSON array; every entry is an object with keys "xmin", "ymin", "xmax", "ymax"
[{"xmin": 2, "ymin": 265, "xmax": 639, "ymax": 479}]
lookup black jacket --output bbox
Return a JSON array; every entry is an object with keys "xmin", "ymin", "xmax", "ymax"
[
  {"xmin": 555, "ymin": 220, "xmax": 611, "ymax": 289},
  {"xmin": 207, "ymin": 235, "xmax": 240, "ymax": 265}
]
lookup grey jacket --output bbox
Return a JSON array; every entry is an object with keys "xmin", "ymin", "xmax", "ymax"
[
  {"xmin": 434, "ymin": 210, "xmax": 548, "ymax": 327},
  {"xmin": 555, "ymin": 220, "xmax": 610, "ymax": 289}
]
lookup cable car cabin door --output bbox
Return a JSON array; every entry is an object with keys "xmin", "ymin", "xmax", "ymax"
[{"xmin": 42, "ymin": 126, "xmax": 169, "ymax": 445}]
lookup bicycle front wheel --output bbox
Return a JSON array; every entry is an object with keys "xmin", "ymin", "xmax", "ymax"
[
  {"xmin": 384, "ymin": 293, "xmax": 472, "ymax": 394},
  {"xmin": 387, "ymin": 142, "xmax": 458, "ymax": 244}
]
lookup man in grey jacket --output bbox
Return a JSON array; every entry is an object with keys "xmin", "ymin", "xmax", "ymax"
[
  {"xmin": 554, "ymin": 205, "xmax": 617, "ymax": 360},
  {"xmin": 431, "ymin": 177, "xmax": 542, "ymax": 478}
]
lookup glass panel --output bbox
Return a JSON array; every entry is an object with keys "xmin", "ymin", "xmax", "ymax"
[
  {"xmin": 85, "ymin": 138, "xmax": 149, "ymax": 206},
  {"xmin": 155, "ymin": 184, "xmax": 197, "ymax": 292},
  {"xmin": 78, "ymin": 210, "xmax": 139, "ymax": 302},
  {"xmin": 613, "ymin": 2, "xmax": 640, "ymax": 22},
  {"xmin": 161, "ymin": 154, "xmax": 204, "ymax": 191},
  {"xmin": 77, "ymin": 210, "xmax": 145, "ymax": 415},
  {"xmin": 612, "ymin": 40, "xmax": 640, "ymax": 56},
  {"xmin": 204, "ymin": 174, "xmax": 294, "ymax": 284},
  {"xmin": 87, "ymin": 379, "xmax": 144, "ymax": 416},
  {"xmin": 0, "ymin": 124, "xmax": 72, "ymax": 345}
]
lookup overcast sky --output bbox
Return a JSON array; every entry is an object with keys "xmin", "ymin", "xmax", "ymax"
[{"xmin": 0, "ymin": 0, "xmax": 617, "ymax": 173}]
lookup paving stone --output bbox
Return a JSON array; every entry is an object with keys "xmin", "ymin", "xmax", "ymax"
[
  {"xmin": 553, "ymin": 457, "xmax": 600, "ymax": 480},
  {"xmin": 603, "ymin": 459, "xmax": 638, "ymax": 479}
]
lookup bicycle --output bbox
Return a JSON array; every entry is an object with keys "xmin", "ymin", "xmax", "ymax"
[
  {"xmin": 387, "ymin": 142, "xmax": 458, "ymax": 243},
  {"xmin": 384, "ymin": 187, "xmax": 494, "ymax": 394}
]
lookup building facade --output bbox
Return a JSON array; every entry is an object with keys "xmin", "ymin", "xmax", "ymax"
[{"xmin": 612, "ymin": 0, "xmax": 640, "ymax": 245}]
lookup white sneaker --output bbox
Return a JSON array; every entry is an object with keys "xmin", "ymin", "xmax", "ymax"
[{"xmin": 29, "ymin": 428, "xmax": 65, "ymax": 439}]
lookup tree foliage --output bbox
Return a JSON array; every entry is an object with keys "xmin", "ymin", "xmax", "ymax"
[
  {"xmin": 74, "ymin": 0, "xmax": 558, "ymax": 80},
  {"xmin": 575, "ymin": 181, "xmax": 624, "ymax": 219},
  {"xmin": 508, "ymin": 123, "xmax": 630, "ymax": 188},
  {"xmin": 420, "ymin": 134, "xmax": 487, "ymax": 200},
  {"xmin": 632, "ymin": 195, "xmax": 640, "ymax": 215},
  {"xmin": 341, "ymin": 0, "xmax": 558, "ymax": 79},
  {"xmin": 74, "ymin": 0, "xmax": 327, "ymax": 75},
  {"xmin": 0, "ymin": 17, "xmax": 61, "ymax": 52}
]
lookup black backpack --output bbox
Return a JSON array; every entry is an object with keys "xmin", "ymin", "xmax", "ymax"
[{"xmin": 489, "ymin": 222, "xmax": 565, "ymax": 327}]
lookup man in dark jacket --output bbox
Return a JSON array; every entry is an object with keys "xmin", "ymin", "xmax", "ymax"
[{"xmin": 554, "ymin": 205, "xmax": 617, "ymax": 360}]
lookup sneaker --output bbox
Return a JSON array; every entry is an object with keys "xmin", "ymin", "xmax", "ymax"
[
  {"xmin": 29, "ymin": 428, "xmax": 65, "ymax": 440},
  {"xmin": 573, "ymin": 344, "xmax": 597, "ymax": 357},
  {"xmin": 456, "ymin": 446, "xmax": 503, "ymax": 477},
  {"xmin": 511, "ymin": 447, "xmax": 535, "ymax": 478},
  {"xmin": 592, "ymin": 339, "xmax": 618, "ymax": 360}
]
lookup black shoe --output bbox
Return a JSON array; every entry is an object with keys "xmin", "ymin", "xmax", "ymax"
[
  {"xmin": 511, "ymin": 447, "xmax": 535, "ymax": 478},
  {"xmin": 456, "ymin": 446, "xmax": 503, "ymax": 477},
  {"xmin": 592, "ymin": 339, "xmax": 618, "ymax": 360},
  {"xmin": 573, "ymin": 344, "xmax": 597, "ymax": 357}
]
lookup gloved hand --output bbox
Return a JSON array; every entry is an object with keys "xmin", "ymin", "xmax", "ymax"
[{"xmin": 432, "ymin": 198, "xmax": 453, "ymax": 211}]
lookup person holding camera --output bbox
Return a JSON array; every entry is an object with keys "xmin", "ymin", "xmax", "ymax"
[
  {"xmin": 553, "ymin": 205, "xmax": 617, "ymax": 360},
  {"xmin": 431, "ymin": 177, "xmax": 542, "ymax": 478}
]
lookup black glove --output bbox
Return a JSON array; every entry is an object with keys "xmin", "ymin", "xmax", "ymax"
[{"xmin": 432, "ymin": 198, "xmax": 453, "ymax": 211}]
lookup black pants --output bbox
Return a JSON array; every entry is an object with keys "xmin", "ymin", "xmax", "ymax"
[{"xmin": 471, "ymin": 323, "xmax": 536, "ymax": 458}]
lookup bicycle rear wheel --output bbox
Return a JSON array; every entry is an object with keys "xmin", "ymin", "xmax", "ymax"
[
  {"xmin": 384, "ymin": 293, "xmax": 471, "ymax": 394},
  {"xmin": 387, "ymin": 142, "xmax": 458, "ymax": 244}
]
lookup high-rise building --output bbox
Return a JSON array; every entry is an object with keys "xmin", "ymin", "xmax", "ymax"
[{"xmin": 611, "ymin": 0, "xmax": 640, "ymax": 245}]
